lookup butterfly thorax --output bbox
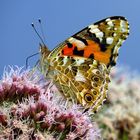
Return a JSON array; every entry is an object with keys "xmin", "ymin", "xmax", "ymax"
[{"xmin": 40, "ymin": 45, "xmax": 51, "ymax": 74}]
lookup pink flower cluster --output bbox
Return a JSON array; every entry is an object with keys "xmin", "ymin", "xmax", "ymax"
[
  {"xmin": 0, "ymin": 66, "xmax": 101, "ymax": 140},
  {"xmin": 0, "ymin": 67, "xmax": 41, "ymax": 102}
]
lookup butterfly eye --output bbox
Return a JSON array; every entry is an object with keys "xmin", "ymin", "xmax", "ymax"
[{"xmin": 84, "ymin": 93, "xmax": 94, "ymax": 103}]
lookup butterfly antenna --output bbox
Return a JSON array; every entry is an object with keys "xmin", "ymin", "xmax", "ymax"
[
  {"xmin": 38, "ymin": 19, "xmax": 46, "ymax": 42},
  {"xmin": 31, "ymin": 22, "xmax": 46, "ymax": 46},
  {"xmin": 26, "ymin": 52, "xmax": 39, "ymax": 68}
]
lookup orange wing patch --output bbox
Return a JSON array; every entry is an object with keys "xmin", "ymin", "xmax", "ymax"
[
  {"xmin": 62, "ymin": 39, "xmax": 111, "ymax": 65},
  {"xmin": 84, "ymin": 40, "xmax": 111, "ymax": 65}
]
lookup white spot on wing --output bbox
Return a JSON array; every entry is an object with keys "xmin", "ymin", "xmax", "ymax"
[
  {"xmin": 120, "ymin": 20, "xmax": 126, "ymax": 28},
  {"xmin": 90, "ymin": 28, "xmax": 100, "ymax": 34},
  {"xmin": 113, "ymin": 33, "xmax": 117, "ymax": 37},
  {"xmin": 63, "ymin": 57, "xmax": 68, "ymax": 65},
  {"xmin": 120, "ymin": 20, "xmax": 128, "ymax": 32},
  {"xmin": 74, "ymin": 39, "xmax": 86, "ymax": 49},
  {"xmin": 106, "ymin": 18, "xmax": 111, "ymax": 22},
  {"xmin": 96, "ymin": 32, "xmax": 104, "ymax": 38},
  {"xmin": 68, "ymin": 37, "xmax": 74, "ymax": 42},
  {"xmin": 89, "ymin": 26, "xmax": 104, "ymax": 41},
  {"xmin": 75, "ymin": 71, "xmax": 86, "ymax": 82},
  {"xmin": 76, "ymin": 59, "xmax": 85, "ymax": 66},
  {"xmin": 68, "ymin": 37, "xmax": 86, "ymax": 49},
  {"xmin": 107, "ymin": 21, "xmax": 114, "ymax": 27},
  {"xmin": 122, "ymin": 28, "xmax": 127, "ymax": 32},
  {"xmin": 106, "ymin": 37, "xmax": 114, "ymax": 44}
]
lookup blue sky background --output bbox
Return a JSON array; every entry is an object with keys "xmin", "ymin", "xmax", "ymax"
[{"xmin": 0, "ymin": 0, "xmax": 140, "ymax": 75}]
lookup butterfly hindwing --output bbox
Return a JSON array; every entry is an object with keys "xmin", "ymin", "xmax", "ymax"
[{"xmin": 40, "ymin": 16, "xmax": 129, "ymax": 112}]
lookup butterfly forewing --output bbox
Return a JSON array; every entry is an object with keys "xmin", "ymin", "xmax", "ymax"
[{"xmin": 40, "ymin": 16, "xmax": 129, "ymax": 112}]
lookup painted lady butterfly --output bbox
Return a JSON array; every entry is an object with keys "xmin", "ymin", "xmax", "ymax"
[{"xmin": 39, "ymin": 16, "xmax": 129, "ymax": 112}]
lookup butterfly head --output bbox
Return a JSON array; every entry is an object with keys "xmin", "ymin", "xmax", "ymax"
[{"xmin": 40, "ymin": 44, "xmax": 50, "ymax": 57}]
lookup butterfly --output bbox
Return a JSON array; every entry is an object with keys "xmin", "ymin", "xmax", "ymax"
[{"xmin": 39, "ymin": 16, "xmax": 129, "ymax": 112}]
